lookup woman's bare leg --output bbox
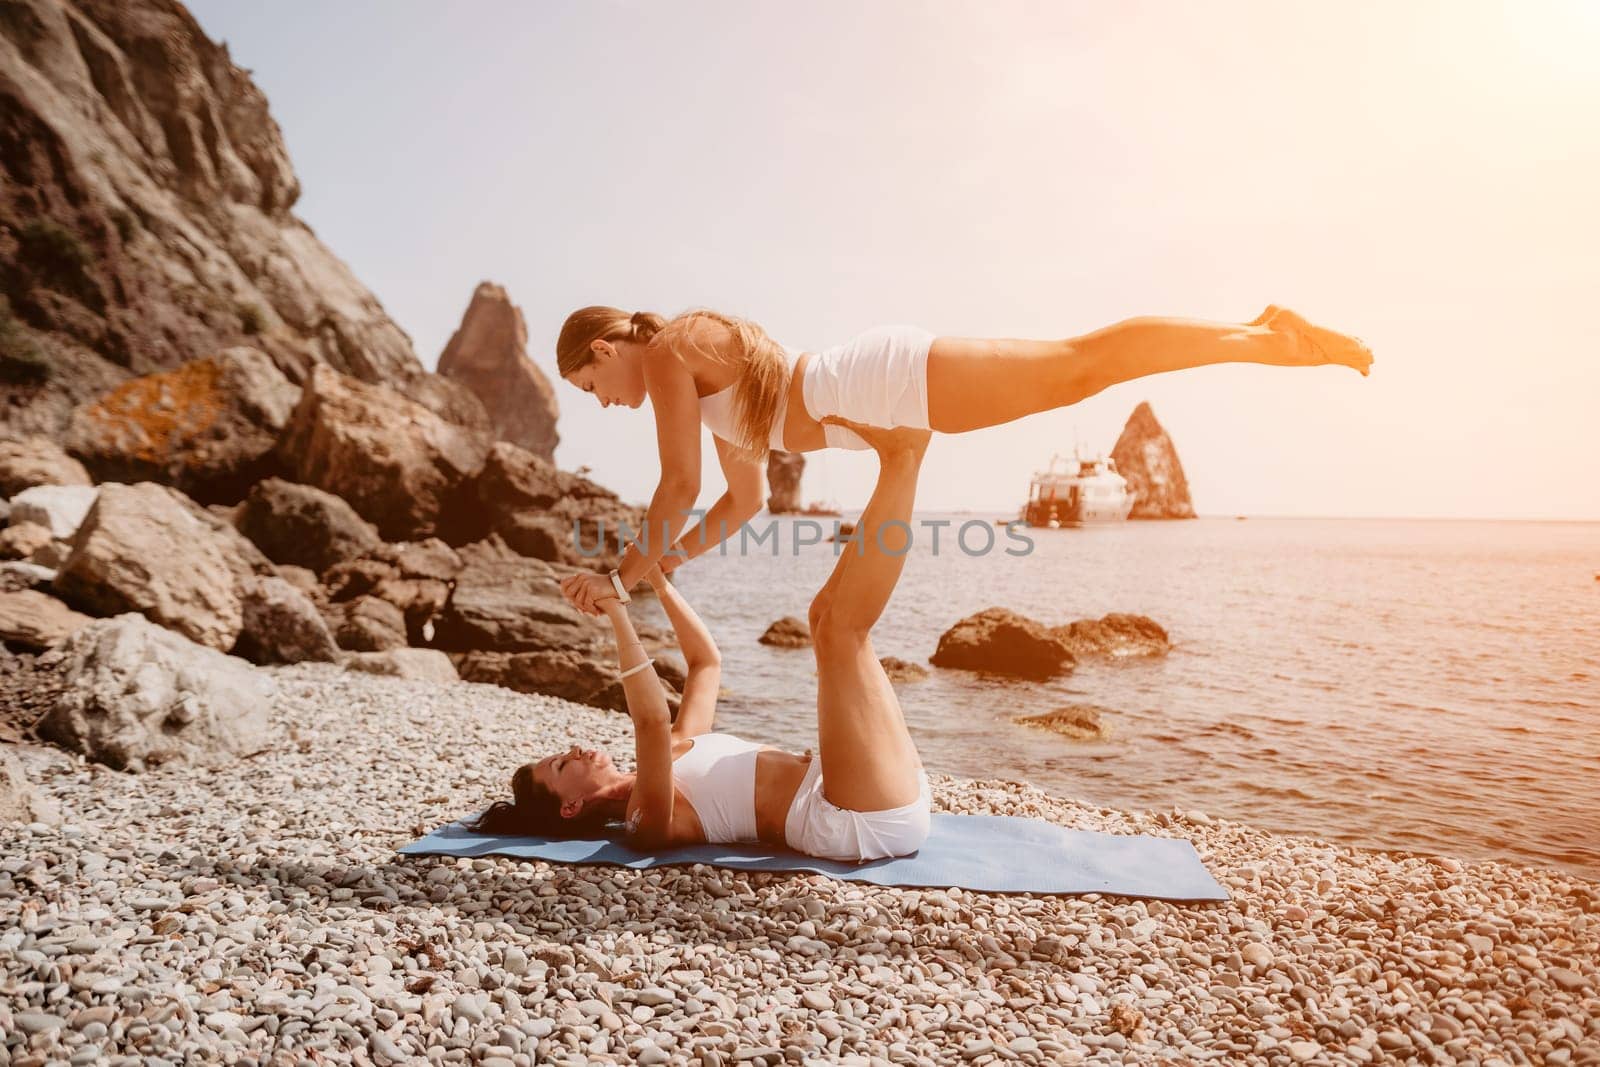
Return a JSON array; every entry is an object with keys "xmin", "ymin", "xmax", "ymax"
[
  {"xmin": 805, "ymin": 423, "xmax": 929, "ymax": 812},
  {"xmin": 924, "ymin": 304, "xmax": 1373, "ymax": 434}
]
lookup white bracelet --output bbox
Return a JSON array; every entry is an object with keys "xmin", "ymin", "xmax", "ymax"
[
  {"xmin": 608, "ymin": 569, "xmax": 631, "ymax": 604},
  {"xmin": 618, "ymin": 658, "xmax": 654, "ymax": 680}
]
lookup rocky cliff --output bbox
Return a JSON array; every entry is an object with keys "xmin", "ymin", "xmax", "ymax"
[
  {"xmin": 1111, "ymin": 402, "xmax": 1196, "ymax": 519},
  {"xmin": 437, "ymin": 282, "xmax": 559, "ymax": 462},
  {"xmin": 0, "ymin": 0, "xmax": 421, "ymax": 438}
]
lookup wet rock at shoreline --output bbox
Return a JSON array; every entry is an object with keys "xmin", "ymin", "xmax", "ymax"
[
  {"xmin": 759, "ymin": 616, "xmax": 811, "ymax": 648},
  {"xmin": 35, "ymin": 615, "xmax": 275, "ymax": 770},
  {"xmin": 437, "ymin": 282, "xmax": 560, "ymax": 461},
  {"xmin": 53, "ymin": 483, "xmax": 246, "ymax": 651},
  {"xmin": 276, "ymin": 364, "xmax": 490, "ymax": 542},
  {"xmin": 879, "ymin": 656, "xmax": 929, "ymax": 683},
  {"xmin": 235, "ymin": 477, "xmax": 382, "ymax": 574},
  {"xmin": 0, "ymin": 436, "xmax": 91, "ymax": 496},
  {"xmin": 930, "ymin": 607, "xmax": 1076, "ymax": 680},
  {"xmin": 1018, "ymin": 704, "xmax": 1115, "ymax": 741},
  {"xmin": 63, "ymin": 347, "xmax": 298, "ymax": 502},
  {"xmin": 1112, "ymin": 401, "xmax": 1197, "ymax": 519},
  {"xmin": 1054, "ymin": 613, "xmax": 1171, "ymax": 658}
]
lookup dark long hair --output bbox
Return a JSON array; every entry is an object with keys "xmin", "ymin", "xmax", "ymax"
[{"xmin": 466, "ymin": 762, "xmax": 620, "ymax": 839}]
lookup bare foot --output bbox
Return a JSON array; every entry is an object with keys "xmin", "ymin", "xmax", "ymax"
[{"xmin": 1260, "ymin": 305, "xmax": 1374, "ymax": 376}]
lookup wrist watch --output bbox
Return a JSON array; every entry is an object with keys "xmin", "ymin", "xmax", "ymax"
[{"xmin": 607, "ymin": 569, "xmax": 631, "ymax": 604}]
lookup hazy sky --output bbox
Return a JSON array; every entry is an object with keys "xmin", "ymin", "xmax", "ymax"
[{"xmin": 187, "ymin": 1, "xmax": 1600, "ymax": 520}]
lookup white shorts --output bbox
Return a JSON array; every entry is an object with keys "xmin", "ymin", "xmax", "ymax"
[
  {"xmin": 802, "ymin": 324, "xmax": 937, "ymax": 451},
  {"xmin": 783, "ymin": 755, "xmax": 932, "ymax": 863}
]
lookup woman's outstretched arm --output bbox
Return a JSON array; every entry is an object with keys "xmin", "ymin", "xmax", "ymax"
[
  {"xmin": 642, "ymin": 566, "xmax": 721, "ymax": 738},
  {"xmin": 658, "ymin": 433, "xmax": 766, "ymax": 574},
  {"xmin": 590, "ymin": 593, "xmax": 675, "ymax": 845}
]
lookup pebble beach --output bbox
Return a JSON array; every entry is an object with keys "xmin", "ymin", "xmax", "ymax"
[{"xmin": 2, "ymin": 664, "xmax": 1597, "ymax": 1067}]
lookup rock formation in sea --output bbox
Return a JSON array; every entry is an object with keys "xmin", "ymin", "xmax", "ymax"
[
  {"xmin": 930, "ymin": 607, "xmax": 1169, "ymax": 680},
  {"xmin": 437, "ymin": 282, "xmax": 560, "ymax": 462},
  {"xmin": 766, "ymin": 451, "xmax": 804, "ymax": 513},
  {"xmin": 0, "ymin": 0, "xmax": 420, "ymax": 439},
  {"xmin": 1111, "ymin": 402, "xmax": 1197, "ymax": 519},
  {"xmin": 1016, "ymin": 704, "xmax": 1115, "ymax": 742},
  {"xmin": 759, "ymin": 616, "xmax": 811, "ymax": 648}
]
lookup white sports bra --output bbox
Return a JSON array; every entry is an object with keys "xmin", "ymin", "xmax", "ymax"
[
  {"xmin": 696, "ymin": 341, "xmax": 873, "ymax": 452},
  {"xmin": 696, "ymin": 343, "xmax": 799, "ymax": 451},
  {"xmin": 672, "ymin": 731, "xmax": 765, "ymax": 844}
]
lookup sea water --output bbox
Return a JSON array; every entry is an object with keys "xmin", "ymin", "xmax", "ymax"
[{"xmin": 650, "ymin": 515, "xmax": 1600, "ymax": 882}]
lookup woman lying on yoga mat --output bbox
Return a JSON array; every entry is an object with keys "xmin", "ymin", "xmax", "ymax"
[
  {"xmin": 555, "ymin": 303, "xmax": 1373, "ymax": 613},
  {"xmin": 467, "ymin": 417, "xmax": 935, "ymax": 863}
]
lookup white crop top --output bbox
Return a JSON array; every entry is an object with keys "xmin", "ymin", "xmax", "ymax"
[
  {"xmin": 696, "ymin": 343, "xmax": 800, "ymax": 452},
  {"xmin": 672, "ymin": 731, "xmax": 765, "ymax": 844}
]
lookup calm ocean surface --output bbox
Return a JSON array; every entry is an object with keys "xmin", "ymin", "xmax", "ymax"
[{"xmin": 644, "ymin": 515, "xmax": 1600, "ymax": 883}]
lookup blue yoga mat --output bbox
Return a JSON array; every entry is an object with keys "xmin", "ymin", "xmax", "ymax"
[{"xmin": 400, "ymin": 811, "xmax": 1229, "ymax": 901}]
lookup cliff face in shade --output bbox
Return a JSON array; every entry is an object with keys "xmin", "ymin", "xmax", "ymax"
[
  {"xmin": 1110, "ymin": 402, "xmax": 1196, "ymax": 519},
  {"xmin": 766, "ymin": 451, "xmax": 804, "ymax": 513},
  {"xmin": 436, "ymin": 282, "xmax": 559, "ymax": 461},
  {"xmin": 0, "ymin": 0, "xmax": 422, "ymax": 438}
]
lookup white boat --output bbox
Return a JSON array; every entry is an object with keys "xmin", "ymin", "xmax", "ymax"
[{"xmin": 1023, "ymin": 448, "xmax": 1135, "ymax": 527}]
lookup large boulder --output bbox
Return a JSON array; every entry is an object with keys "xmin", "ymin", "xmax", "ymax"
[
  {"xmin": 0, "ymin": 436, "xmax": 92, "ymax": 496},
  {"xmin": 1111, "ymin": 402, "xmax": 1196, "ymax": 519},
  {"xmin": 276, "ymin": 364, "xmax": 491, "ymax": 541},
  {"xmin": 327, "ymin": 595, "xmax": 408, "ymax": 652},
  {"xmin": 53, "ymin": 482, "xmax": 246, "ymax": 651},
  {"xmin": 0, "ymin": 0, "xmax": 421, "ymax": 442},
  {"xmin": 396, "ymin": 371, "xmax": 495, "ymax": 438},
  {"xmin": 462, "ymin": 442, "xmax": 642, "ymax": 565},
  {"xmin": 36, "ymin": 615, "xmax": 275, "ymax": 771},
  {"xmin": 766, "ymin": 451, "xmax": 805, "ymax": 514},
  {"xmin": 433, "ymin": 551, "xmax": 595, "ymax": 652},
  {"xmin": 929, "ymin": 607, "xmax": 1077, "ymax": 680},
  {"xmin": 235, "ymin": 477, "xmax": 382, "ymax": 574},
  {"xmin": 320, "ymin": 538, "xmax": 460, "ymax": 643},
  {"xmin": 1054, "ymin": 613, "xmax": 1170, "ymax": 658},
  {"xmin": 8, "ymin": 484, "xmax": 99, "ymax": 540},
  {"xmin": 437, "ymin": 282, "xmax": 560, "ymax": 461},
  {"xmin": 231, "ymin": 575, "xmax": 339, "ymax": 665},
  {"xmin": 63, "ymin": 347, "xmax": 299, "ymax": 502},
  {"xmin": 0, "ymin": 589, "xmax": 93, "ymax": 651},
  {"xmin": 456, "ymin": 648, "xmax": 680, "ymax": 718}
]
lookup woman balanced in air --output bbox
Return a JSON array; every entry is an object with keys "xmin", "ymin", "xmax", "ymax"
[
  {"xmin": 471, "ymin": 418, "xmax": 938, "ymax": 863},
  {"xmin": 555, "ymin": 303, "xmax": 1372, "ymax": 611}
]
